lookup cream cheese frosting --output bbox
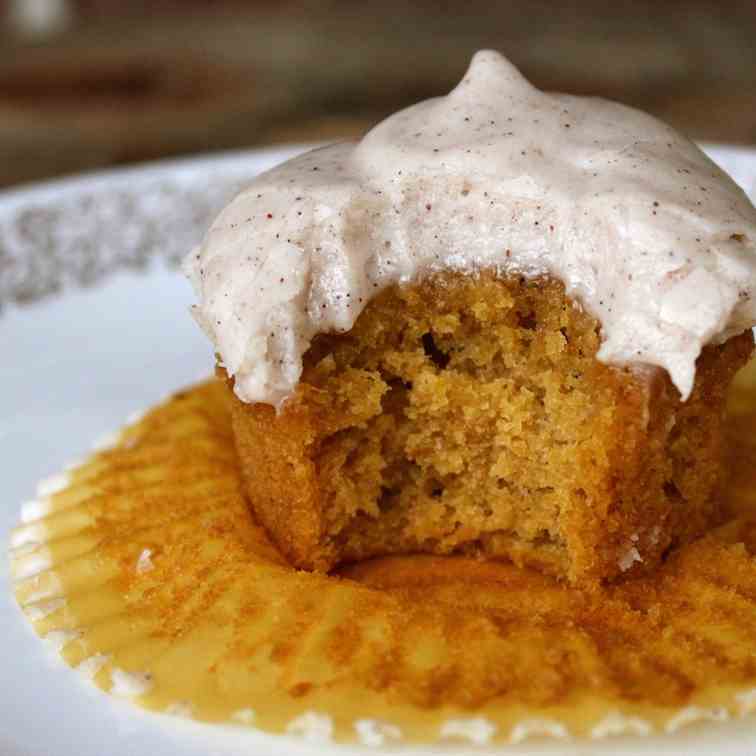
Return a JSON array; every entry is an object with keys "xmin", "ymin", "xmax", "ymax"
[{"xmin": 184, "ymin": 50, "xmax": 756, "ymax": 407}]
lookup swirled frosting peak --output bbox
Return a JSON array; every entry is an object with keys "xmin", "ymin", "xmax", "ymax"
[{"xmin": 185, "ymin": 50, "xmax": 756, "ymax": 406}]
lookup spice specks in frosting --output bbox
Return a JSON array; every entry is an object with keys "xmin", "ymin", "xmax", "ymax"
[{"xmin": 184, "ymin": 49, "xmax": 756, "ymax": 408}]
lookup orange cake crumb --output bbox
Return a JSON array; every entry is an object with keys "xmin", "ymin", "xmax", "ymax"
[{"xmin": 228, "ymin": 271, "xmax": 753, "ymax": 583}]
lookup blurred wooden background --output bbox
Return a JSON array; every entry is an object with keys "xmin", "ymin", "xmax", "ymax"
[{"xmin": 1, "ymin": 0, "xmax": 755, "ymax": 188}]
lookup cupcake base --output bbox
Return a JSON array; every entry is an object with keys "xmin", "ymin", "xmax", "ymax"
[{"xmin": 229, "ymin": 271, "xmax": 754, "ymax": 583}]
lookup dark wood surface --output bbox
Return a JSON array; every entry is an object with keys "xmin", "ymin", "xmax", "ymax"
[{"xmin": 1, "ymin": 1, "xmax": 755, "ymax": 187}]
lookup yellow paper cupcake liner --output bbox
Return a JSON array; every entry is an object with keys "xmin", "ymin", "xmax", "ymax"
[{"xmin": 8, "ymin": 359, "xmax": 756, "ymax": 746}]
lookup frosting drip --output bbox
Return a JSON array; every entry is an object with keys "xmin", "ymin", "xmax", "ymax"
[{"xmin": 185, "ymin": 50, "xmax": 756, "ymax": 406}]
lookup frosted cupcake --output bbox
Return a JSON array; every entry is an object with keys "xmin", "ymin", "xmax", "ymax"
[{"xmin": 185, "ymin": 50, "xmax": 756, "ymax": 584}]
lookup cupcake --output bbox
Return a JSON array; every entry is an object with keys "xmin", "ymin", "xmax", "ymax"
[{"xmin": 185, "ymin": 50, "xmax": 756, "ymax": 584}]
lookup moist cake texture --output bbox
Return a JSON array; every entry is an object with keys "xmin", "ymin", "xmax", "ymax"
[{"xmin": 229, "ymin": 271, "xmax": 753, "ymax": 582}]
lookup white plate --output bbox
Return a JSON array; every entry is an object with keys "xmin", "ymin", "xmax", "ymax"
[{"xmin": 2, "ymin": 144, "xmax": 756, "ymax": 756}]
